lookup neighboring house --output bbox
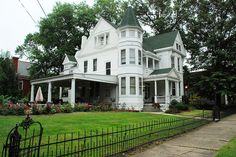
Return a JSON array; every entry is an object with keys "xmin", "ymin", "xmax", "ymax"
[
  {"xmin": 30, "ymin": 7, "xmax": 186, "ymax": 111},
  {"xmin": 12, "ymin": 57, "xmax": 31, "ymax": 97}
]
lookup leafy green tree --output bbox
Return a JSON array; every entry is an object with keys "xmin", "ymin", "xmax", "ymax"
[
  {"xmin": 16, "ymin": 2, "xmax": 97, "ymax": 79},
  {"xmin": 182, "ymin": 0, "xmax": 236, "ymax": 102},
  {"xmin": 0, "ymin": 50, "xmax": 19, "ymax": 97}
]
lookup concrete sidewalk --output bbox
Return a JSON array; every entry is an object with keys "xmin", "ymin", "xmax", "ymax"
[{"xmin": 130, "ymin": 114, "xmax": 236, "ymax": 157}]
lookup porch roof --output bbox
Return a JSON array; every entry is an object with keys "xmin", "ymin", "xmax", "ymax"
[
  {"xmin": 144, "ymin": 68, "xmax": 180, "ymax": 82},
  {"xmin": 31, "ymin": 73, "xmax": 118, "ymax": 85},
  {"xmin": 150, "ymin": 68, "xmax": 172, "ymax": 75}
]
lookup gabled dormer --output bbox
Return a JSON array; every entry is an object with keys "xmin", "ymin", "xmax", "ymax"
[
  {"xmin": 76, "ymin": 17, "xmax": 118, "ymax": 58},
  {"xmin": 63, "ymin": 54, "xmax": 77, "ymax": 71}
]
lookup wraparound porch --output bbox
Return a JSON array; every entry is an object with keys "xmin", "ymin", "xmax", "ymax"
[{"xmin": 30, "ymin": 73, "xmax": 118, "ymax": 106}]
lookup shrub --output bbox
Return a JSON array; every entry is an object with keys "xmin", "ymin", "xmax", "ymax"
[
  {"xmin": 7, "ymin": 107, "xmax": 16, "ymax": 115},
  {"xmin": 0, "ymin": 107, "xmax": 8, "ymax": 115},
  {"xmin": 170, "ymin": 99, "xmax": 179, "ymax": 106},
  {"xmin": 175, "ymin": 102, "xmax": 189, "ymax": 111},
  {"xmin": 32, "ymin": 104, "xmax": 42, "ymax": 115},
  {"xmin": 52, "ymin": 105, "xmax": 62, "ymax": 113},
  {"xmin": 189, "ymin": 95, "xmax": 202, "ymax": 109},
  {"xmin": 16, "ymin": 105, "xmax": 25, "ymax": 115},
  {"xmin": 50, "ymin": 108, "xmax": 56, "ymax": 114},
  {"xmin": 99, "ymin": 103, "xmax": 112, "ymax": 111},
  {"xmin": 63, "ymin": 104, "xmax": 73, "ymax": 113}
]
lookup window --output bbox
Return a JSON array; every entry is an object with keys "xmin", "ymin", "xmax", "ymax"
[
  {"xmin": 138, "ymin": 31, "xmax": 141, "ymax": 38},
  {"xmin": 106, "ymin": 62, "xmax": 111, "ymax": 75},
  {"xmin": 98, "ymin": 35, "xmax": 104, "ymax": 46},
  {"xmin": 93, "ymin": 59, "xmax": 97, "ymax": 71},
  {"xmin": 176, "ymin": 43, "xmax": 179, "ymax": 50},
  {"xmin": 19, "ymin": 81, "xmax": 23, "ymax": 90},
  {"xmin": 121, "ymin": 77, "xmax": 126, "ymax": 95},
  {"xmin": 139, "ymin": 78, "xmax": 142, "ymax": 95},
  {"xmin": 172, "ymin": 82, "xmax": 176, "ymax": 96},
  {"xmin": 148, "ymin": 58, "xmax": 153, "ymax": 69},
  {"xmin": 138, "ymin": 50, "xmax": 142, "ymax": 65},
  {"xmin": 179, "ymin": 45, "xmax": 181, "ymax": 51},
  {"xmin": 121, "ymin": 31, "xmax": 126, "ymax": 38},
  {"xmin": 154, "ymin": 60, "xmax": 159, "ymax": 69},
  {"xmin": 171, "ymin": 57, "xmax": 175, "ymax": 68},
  {"xmin": 106, "ymin": 33, "xmax": 109, "ymax": 44},
  {"xmin": 177, "ymin": 58, "xmax": 180, "ymax": 71},
  {"xmin": 84, "ymin": 60, "xmax": 88, "ymax": 73},
  {"xmin": 129, "ymin": 48, "xmax": 135, "ymax": 64},
  {"xmin": 121, "ymin": 49, "xmax": 126, "ymax": 64},
  {"xmin": 130, "ymin": 77, "xmax": 136, "ymax": 95},
  {"xmin": 129, "ymin": 30, "xmax": 135, "ymax": 37}
]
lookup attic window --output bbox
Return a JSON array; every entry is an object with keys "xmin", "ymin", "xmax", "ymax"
[{"xmin": 95, "ymin": 33, "xmax": 109, "ymax": 47}]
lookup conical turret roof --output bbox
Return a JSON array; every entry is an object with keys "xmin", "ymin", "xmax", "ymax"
[{"xmin": 119, "ymin": 7, "xmax": 142, "ymax": 29}]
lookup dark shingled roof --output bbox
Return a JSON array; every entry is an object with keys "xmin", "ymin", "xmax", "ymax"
[
  {"xmin": 67, "ymin": 55, "xmax": 77, "ymax": 62},
  {"xmin": 119, "ymin": 7, "xmax": 142, "ymax": 29},
  {"xmin": 143, "ymin": 31, "xmax": 178, "ymax": 52},
  {"xmin": 150, "ymin": 68, "xmax": 173, "ymax": 75}
]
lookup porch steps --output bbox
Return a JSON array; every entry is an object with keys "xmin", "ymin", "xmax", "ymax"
[{"xmin": 142, "ymin": 104, "xmax": 161, "ymax": 112}]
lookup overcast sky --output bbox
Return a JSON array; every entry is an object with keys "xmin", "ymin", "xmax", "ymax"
[{"xmin": 0, "ymin": 0, "xmax": 94, "ymax": 56}]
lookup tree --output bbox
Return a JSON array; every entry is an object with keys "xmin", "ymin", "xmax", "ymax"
[
  {"xmin": 0, "ymin": 50, "xmax": 19, "ymax": 97},
  {"xmin": 16, "ymin": 2, "xmax": 97, "ymax": 79},
  {"xmin": 182, "ymin": 0, "xmax": 236, "ymax": 102},
  {"xmin": 93, "ymin": 0, "xmax": 128, "ymax": 25}
]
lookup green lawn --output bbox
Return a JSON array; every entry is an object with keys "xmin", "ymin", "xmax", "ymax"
[
  {"xmin": 0, "ymin": 112, "xmax": 177, "ymax": 149},
  {"xmin": 178, "ymin": 109, "xmax": 212, "ymax": 117},
  {"xmin": 215, "ymin": 136, "xmax": 236, "ymax": 157}
]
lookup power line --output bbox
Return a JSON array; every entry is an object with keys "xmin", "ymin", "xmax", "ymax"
[
  {"xmin": 18, "ymin": 0, "xmax": 36, "ymax": 24},
  {"xmin": 36, "ymin": 0, "xmax": 47, "ymax": 16}
]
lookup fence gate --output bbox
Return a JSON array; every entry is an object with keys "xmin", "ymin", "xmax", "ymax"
[{"xmin": 2, "ymin": 115, "xmax": 43, "ymax": 157}]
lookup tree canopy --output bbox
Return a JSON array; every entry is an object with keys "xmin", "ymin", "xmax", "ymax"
[{"xmin": 0, "ymin": 50, "xmax": 19, "ymax": 97}]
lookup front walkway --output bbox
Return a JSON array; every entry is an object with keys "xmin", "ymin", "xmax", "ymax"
[{"xmin": 131, "ymin": 114, "xmax": 236, "ymax": 157}]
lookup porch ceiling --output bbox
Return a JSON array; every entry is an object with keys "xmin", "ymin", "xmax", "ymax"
[{"xmin": 31, "ymin": 73, "xmax": 118, "ymax": 85}]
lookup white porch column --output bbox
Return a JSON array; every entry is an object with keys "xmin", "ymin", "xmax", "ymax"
[
  {"xmin": 165, "ymin": 78, "xmax": 170, "ymax": 104},
  {"xmin": 154, "ymin": 80, "xmax": 157, "ymax": 103},
  {"xmin": 47, "ymin": 82, "xmax": 52, "ymax": 103},
  {"xmin": 30, "ymin": 84, "xmax": 35, "ymax": 102},
  {"xmin": 176, "ymin": 81, "xmax": 179, "ymax": 97},
  {"xmin": 71, "ymin": 79, "xmax": 75, "ymax": 106},
  {"xmin": 59, "ymin": 87, "xmax": 62, "ymax": 99}
]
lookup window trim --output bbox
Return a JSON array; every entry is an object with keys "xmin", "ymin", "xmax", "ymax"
[
  {"xmin": 139, "ymin": 78, "xmax": 142, "ymax": 95},
  {"xmin": 121, "ymin": 77, "xmax": 126, "ymax": 95},
  {"xmin": 93, "ymin": 58, "xmax": 97, "ymax": 71},
  {"xmin": 106, "ymin": 62, "xmax": 111, "ymax": 75},
  {"xmin": 138, "ymin": 50, "xmax": 142, "ymax": 65},
  {"xmin": 121, "ymin": 49, "xmax": 126, "ymax": 65},
  {"xmin": 130, "ymin": 77, "xmax": 136, "ymax": 95},
  {"xmin": 129, "ymin": 48, "xmax": 135, "ymax": 64},
  {"xmin": 84, "ymin": 60, "xmax": 88, "ymax": 73}
]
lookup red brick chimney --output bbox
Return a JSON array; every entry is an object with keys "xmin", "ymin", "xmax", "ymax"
[{"xmin": 12, "ymin": 56, "xmax": 19, "ymax": 72}]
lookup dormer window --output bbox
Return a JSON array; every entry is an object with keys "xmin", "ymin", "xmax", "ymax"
[
  {"xmin": 121, "ymin": 31, "xmax": 126, "ymax": 38},
  {"xmin": 95, "ymin": 33, "xmax": 109, "ymax": 47}
]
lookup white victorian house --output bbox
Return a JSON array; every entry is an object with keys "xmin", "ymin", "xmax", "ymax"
[{"xmin": 30, "ymin": 7, "xmax": 186, "ymax": 111}]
